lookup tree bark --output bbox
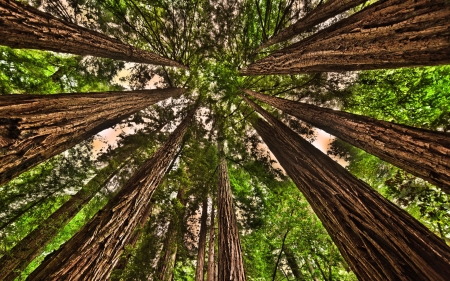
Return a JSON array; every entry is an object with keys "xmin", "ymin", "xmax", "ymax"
[
  {"xmin": 0, "ymin": 88, "xmax": 183, "ymax": 186},
  {"xmin": 195, "ymin": 197, "xmax": 209, "ymax": 281},
  {"xmin": 156, "ymin": 186, "xmax": 187, "ymax": 281},
  {"xmin": 26, "ymin": 105, "xmax": 197, "ymax": 281},
  {"xmin": 217, "ymin": 141, "xmax": 246, "ymax": 281},
  {"xmin": 255, "ymin": 0, "xmax": 366, "ymax": 53},
  {"xmin": 243, "ymin": 95, "xmax": 450, "ymax": 280},
  {"xmin": 241, "ymin": 0, "xmax": 450, "ymax": 75},
  {"xmin": 242, "ymin": 89, "xmax": 450, "ymax": 194},
  {"xmin": 206, "ymin": 201, "xmax": 215, "ymax": 281},
  {"xmin": 283, "ymin": 248, "xmax": 305, "ymax": 281},
  {"xmin": 0, "ymin": 0, "xmax": 186, "ymax": 68}
]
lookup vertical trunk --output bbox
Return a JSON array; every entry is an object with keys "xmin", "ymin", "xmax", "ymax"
[
  {"xmin": 241, "ymin": 0, "xmax": 450, "ymax": 75},
  {"xmin": 0, "ymin": 88, "xmax": 183, "ymax": 186},
  {"xmin": 242, "ymin": 89, "xmax": 450, "ymax": 194},
  {"xmin": 0, "ymin": 0, "xmax": 186, "ymax": 68},
  {"xmin": 195, "ymin": 197, "xmax": 209, "ymax": 281},
  {"xmin": 255, "ymin": 0, "xmax": 366, "ymax": 52},
  {"xmin": 27, "ymin": 106, "xmax": 197, "ymax": 281},
  {"xmin": 157, "ymin": 186, "xmax": 187, "ymax": 281},
  {"xmin": 217, "ymin": 141, "xmax": 246, "ymax": 281},
  {"xmin": 206, "ymin": 202, "xmax": 215, "ymax": 281},
  {"xmin": 243, "ymin": 96, "xmax": 450, "ymax": 280},
  {"xmin": 0, "ymin": 155, "xmax": 131, "ymax": 281},
  {"xmin": 283, "ymin": 248, "xmax": 305, "ymax": 281}
]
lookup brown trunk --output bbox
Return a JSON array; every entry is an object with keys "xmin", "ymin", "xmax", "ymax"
[
  {"xmin": 241, "ymin": 0, "xmax": 450, "ymax": 75},
  {"xmin": 0, "ymin": 88, "xmax": 183, "ymax": 186},
  {"xmin": 243, "ymin": 96, "xmax": 450, "ymax": 280},
  {"xmin": 255, "ymin": 0, "xmax": 366, "ymax": 52},
  {"xmin": 0, "ymin": 154, "xmax": 131, "ymax": 281},
  {"xmin": 206, "ymin": 201, "xmax": 215, "ymax": 281},
  {"xmin": 157, "ymin": 187, "xmax": 187, "ymax": 281},
  {"xmin": 217, "ymin": 142, "xmax": 246, "ymax": 281},
  {"xmin": 26, "ymin": 106, "xmax": 197, "ymax": 281},
  {"xmin": 283, "ymin": 248, "xmax": 305, "ymax": 281},
  {"xmin": 243, "ymin": 89, "xmax": 450, "ymax": 194},
  {"xmin": 195, "ymin": 197, "xmax": 209, "ymax": 281},
  {"xmin": 0, "ymin": 0, "xmax": 186, "ymax": 68}
]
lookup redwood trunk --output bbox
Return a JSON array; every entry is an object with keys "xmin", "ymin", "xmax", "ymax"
[
  {"xmin": 217, "ymin": 143, "xmax": 246, "ymax": 281},
  {"xmin": 0, "ymin": 0, "xmax": 186, "ymax": 68},
  {"xmin": 243, "ymin": 89, "xmax": 450, "ymax": 194},
  {"xmin": 195, "ymin": 197, "xmax": 209, "ymax": 281},
  {"xmin": 284, "ymin": 248, "xmax": 305, "ymax": 281},
  {"xmin": 206, "ymin": 202, "xmax": 215, "ymax": 281},
  {"xmin": 242, "ymin": 0, "xmax": 450, "ymax": 75},
  {"xmin": 26, "ymin": 106, "xmax": 197, "ymax": 281},
  {"xmin": 255, "ymin": 0, "xmax": 366, "ymax": 52},
  {"xmin": 243, "ymin": 96, "xmax": 450, "ymax": 280},
  {"xmin": 0, "ymin": 88, "xmax": 183, "ymax": 186}
]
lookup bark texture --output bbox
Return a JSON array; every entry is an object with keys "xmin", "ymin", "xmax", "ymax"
[
  {"xmin": 195, "ymin": 197, "xmax": 209, "ymax": 281},
  {"xmin": 206, "ymin": 202, "xmax": 215, "ymax": 281},
  {"xmin": 241, "ymin": 0, "xmax": 450, "ymax": 75},
  {"xmin": 0, "ymin": 156, "xmax": 130, "ymax": 281},
  {"xmin": 217, "ymin": 143, "xmax": 246, "ymax": 281},
  {"xmin": 26, "ymin": 106, "xmax": 197, "ymax": 281},
  {"xmin": 243, "ymin": 89, "xmax": 450, "ymax": 194},
  {"xmin": 255, "ymin": 0, "xmax": 366, "ymax": 52},
  {"xmin": 243, "ymin": 95, "xmax": 450, "ymax": 280},
  {"xmin": 0, "ymin": 88, "xmax": 183, "ymax": 186},
  {"xmin": 0, "ymin": 0, "xmax": 186, "ymax": 68}
]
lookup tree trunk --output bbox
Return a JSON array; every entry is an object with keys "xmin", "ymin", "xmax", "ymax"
[
  {"xmin": 241, "ymin": 0, "xmax": 450, "ymax": 75},
  {"xmin": 0, "ymin": 0, "xmax": 186, "ymax": 68},
  {"xmin": 206, "ymin": 201, "xmax": 215, "ymax": 281},
  {"xmin": 0, "ymin": 88, "xmax": 183, "ymax": 186},
  {"xmin": 26, "ymin": 106, "xmax": 197, "ymax": 281},
  {"xmin": 283, "ymin": 248, "xmax": 305, "ymax": 281},
  {"xmin": 243, "ymin": 95, "xmax": 450, "ymax": 280},
  {"xmin": 242, "ymin": 89, "xmax": 450, "ymax": 194},
  {"xmin": 195, "ymin": 197, "xmax": 209, "ymax": 281},
  {"xmin": 217, "ymin": 142, "xmax": 246, "ymax": 281},
  {"xmin": 157, "ymin": 186, "xmax": 187, "ymax": 281},
  {"xmin": 255, "ymin": 0, "xmax": 366, "ymax": 52}
]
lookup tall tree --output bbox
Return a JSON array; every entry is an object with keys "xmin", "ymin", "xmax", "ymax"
[
  {"xmin": 255, "ymin": 0, "xmax": 367, "ymax": 53},
  {"xmin": 195, "ymin": 197, "xmax": 208, "ymax": 281},
  {"xmin": 217, "ymin": 139, "xmax": 246, "ymax": 281},
  {"xmin": 242, "ymin": 95, "xmax": 450, "ymax": 280},
  {"xmin": 26, "ymin": 105, "xmax": 197, "ymax": 281},
  {"xmin": 0, "ymin": 88, "xmax": 183, "ymax": 186},
  {"xmin": 242, "ymin": 89, "xmax": 450, "ymax": 193},
  {"xmin": 206, "ymin": 201, "xmax": 215, "ymax": 281},
  {"xmin": 241, "ymin": 0, "xmax": 450, "ymax": 75},
  {"xmin": 0, "ymin": 0, "xmax": 186, "ymax": 68}
]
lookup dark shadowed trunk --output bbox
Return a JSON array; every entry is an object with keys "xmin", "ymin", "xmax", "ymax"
[
  {"xmin": 157, "ymin": 186, "xmax": 187, "ymax": 281},
  {"xmin": 241, "ymin": 0, "xmax": 450, "ymax": 75},
  {"xmin": 217, "ymin": 141, "xmax": 246, "ymax": 281},
  {"xmin": 206, "ymin": 201, "xmax": 215, "ymax": 281},
  {"xmin": 0, "ymin": 0, "xmax": 186, "ymax": 68},
  {"xmin": 0, "ymin": 88, "xmax": 183, "ymax": 186},
  {"xmin": 26, "ymin": 106, "xmax": 197, "ymax": 281},
  {"xmin": 242, "ymin": 95, "xmax": 450, "ymax": 281},
  {"xmin": 255, "ymin": 0, "xmax": 366, "ymax": 52},
  {"xmin": 195, "ymin": 197, "xmax": 209, "ymax": 281},
  {"xmin": 284, "ymin": 248, "xmax": 305, "ymax": 281},
  {"xmin": 242, "ymin": 89, "xmax": 450, "ymax": 194}
]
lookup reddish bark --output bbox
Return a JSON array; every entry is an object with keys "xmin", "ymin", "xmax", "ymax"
[
  {"xmin": 243, "ymin": 95, "xmax": 450, "ymax": 280},
  {"xmin": 0, "ymin": 0, "xmax": 186, "ymax": 68},
  {"xmin": 217, "ymin": 143, "xmax": 246, "ymax": 281},
  {"xmin": 255, "ymin": 0, "xmax": 366, "ymax": 52},
  {"xmin": 242, "ymin": 0, "xmax": 450, "ymax": 75},
  {"xmin": 206, "ymin": 202, "xmax": 215, "ymax": 281},
  {"xmin": 0, "ymin": 88, "xmax": 183, "ymax": 186},
  {"xmin": 243, "ymin": 89, "xmax": 450, "ymax": 194},
  {"xmin": 26, "ymin": 106, "xmax": 197, "ymax": 281},
  {"xmin": 195, "ymin": 197, "xmax": 209, "ymax": 281}
]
